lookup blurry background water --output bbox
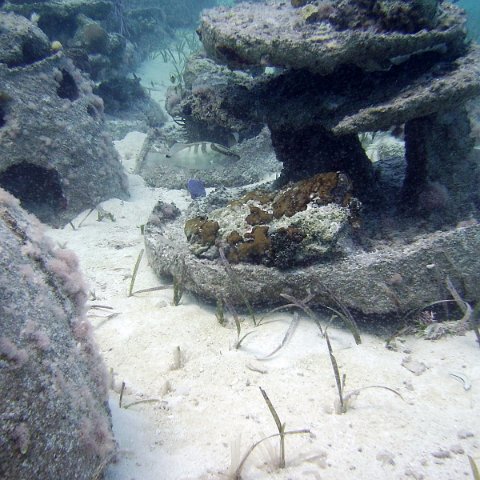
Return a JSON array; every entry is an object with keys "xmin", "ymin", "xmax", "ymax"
[{"xmin": 456, "ymin": 0, "xmax": 480, "ymax": 41}]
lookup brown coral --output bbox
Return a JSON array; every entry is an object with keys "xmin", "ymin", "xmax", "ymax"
[
  {"xmin": 230, "ymin": 190, "xmax": 274, "ymax": 208},
  {"xmin": 229, "ymin": 226, "xmax": 271, "ymax": 264},
  {"xmin": 245, "ymin": 205, "xmax": 274, "ymax": 225},
  {"xmin": 184, "ymin": 216, "xmax": 219, "ymax": 245},
  {"xmin": 226, "ymin": 230, "xmax": 243, "ymax": 245},
  {"xmin": 272, "ymin": 172, "xmax": 352, "ymax": 218}
]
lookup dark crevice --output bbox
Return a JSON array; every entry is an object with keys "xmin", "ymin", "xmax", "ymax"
[
  {"xmin": 0, "ymin": 92, "xmax": 12, "ymax": 127},
  {"xmin": 87, "ymin": 104, "xmax": 98, "ymax": 118},
  {"xmin": 56, "ymin": 70, "xmax": 79, "ymax": 101},
  {"xmin": 21, "ymin": 39, "xmax": 44, "ymax": 66},
  {"xmin": 0, "ymin": 163, "xmax": 66, "ymax": 225},
  {"xmin": 0, "ymin": 104, "xmax": 6, "ymax": 128}
]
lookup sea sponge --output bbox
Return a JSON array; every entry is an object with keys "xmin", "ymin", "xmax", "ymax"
[{"xmin": 81, "ymin": 23, "xmax": 109, "ymax": 54}]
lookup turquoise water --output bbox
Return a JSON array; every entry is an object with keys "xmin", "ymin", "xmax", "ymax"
[{"xmin": 458, "ymin": 0, "xmax": 480, "ymax": 40}]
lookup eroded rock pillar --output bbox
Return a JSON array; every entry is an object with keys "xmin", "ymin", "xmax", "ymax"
[{"xmin": 402, "ymin": 108, "xmax": 477, "ymax": 222}]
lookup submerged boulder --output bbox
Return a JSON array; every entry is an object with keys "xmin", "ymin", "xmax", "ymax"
[
  {"xmin": 0, "ymin": 188, "xmax": 114, "ymax": 479},
  {"xmin": 145, "ymin": 196, "xmax": 480, "ymax": 316},
  {"xmin": 0, "ymin": 11, "xmax": 51, "ymax": 67},
  {"xmin": 0, "ymin": 12, "xmax": 129, "ymax": 227},
  {"xmin": 183, "ymin": 172, "xmax": 359, "ymax": 268}
]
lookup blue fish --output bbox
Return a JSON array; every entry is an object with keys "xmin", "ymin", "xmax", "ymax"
[{"xmin": 187, "ymin": 179, "xmax": 206, "ymax": 199}]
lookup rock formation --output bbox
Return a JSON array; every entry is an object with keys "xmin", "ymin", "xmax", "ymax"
[
  {"xmin": 0, "ymin": 12, "xmax": 129, "ymax": 226},
  {"xmin": 145, "ymin": 0, "xmax": 480, "ymax": 317},
  {"xmin": 180, "ymin": 0, "xmax": 480, "ymax": 215},
  {"xmin": 0, "ymin": 188, "xmax": 114, "ymax": 479}
]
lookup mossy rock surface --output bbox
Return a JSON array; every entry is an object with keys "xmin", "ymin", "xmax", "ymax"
[{"xmin": 199, "ymin": 1, "xmax": 466, "ymax": 75}]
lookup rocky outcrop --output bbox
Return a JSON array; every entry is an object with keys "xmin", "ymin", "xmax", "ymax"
[
  {"xmin": 1, "ymin": 0, "xmax": 216, "ymax": 74},
  {"xmin": 1, "ymin": 0, "xmax": 170, "ymax": 134},
  {"xmin": 145, "ymin": 198, "xmax": 480, "ymax": 316},
  {"xmin": 144, "ymin": 0, "xmax": 480, "ymax": 318},
  {"xmin": 199, "ymin": 1, "xmax": 466, "ymax": 74},
  {"xmin": 0, "ymin": 10, "xmax": 51, "ymax": 67},
  {"xmin": 183, "ymin": 172, "xmax": 359, "ymax": 268},
  {"xmin": 0, "ymin": 188, "xmax": 114, "ymax": 480},
  {"xmin": 178, "ymin": 1, "xmax": 480, "ymax": 218},
  {"xmin": 0, "ymin": 12, "xmax": 129, "ymax": 227}
]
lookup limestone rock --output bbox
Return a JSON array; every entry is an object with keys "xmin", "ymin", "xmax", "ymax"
[
  {"xmin": 186, "ymin": 1, "xmax": 480, "ymax": 219},
  {"xmin": 182, "ymin": 172, "xmax": 358, "ymax": 268},
  {"xmin": 144, "ymin": 0, "xmax": 480, "ymax": 317},
  {"xmin": 198, "ymin": 1, "xmax": 466, "ymax": 75},
  {"xmin": 0, "ymin": 188, "xmax": 114, "ymax": 480}
]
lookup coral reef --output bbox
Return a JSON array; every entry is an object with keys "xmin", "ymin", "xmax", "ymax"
[
  {"xmin": 0, "ymin": 188, "xmax": 114, "ymax": 479},
  {"xmin": 144, "ymin": 0, "xmax": 480, "ymax": 317},
  {"xmin": 182, "ymin": 0, "xmax": 480, "ymax": 219},
  {"xmin": 145, "ymin": 194, "xmax": 480, "ymax": 315},
  {"xmin": 184, "ymin": 216, "xmax": 220, "ymax": 248},
  {"xmin": 297, "ymin": 0, "xmax": 443, "ymax": 33},
  {"xmin": 0, "ymin": 0, "xmax": 171, "ymax": 133},
  {"xmin": 0, "ymin": 11, "xmax": 51, "ymax": 67},
  {"xmin": 2, "ymin": 0, "xmax": 135, "ymax": 81}
]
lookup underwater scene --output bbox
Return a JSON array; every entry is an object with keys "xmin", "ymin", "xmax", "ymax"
[{"xmin": 1, "ymin": 0, "xmax": 480, "ymax": 478}]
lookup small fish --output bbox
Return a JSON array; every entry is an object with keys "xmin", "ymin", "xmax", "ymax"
[
  {"xmin": 187, "ymin": 179, "xmax": 206, "ymax": 199},
  {"xmin": 165, "ymin": 142, "xmax": 240, "ymax": 170}
]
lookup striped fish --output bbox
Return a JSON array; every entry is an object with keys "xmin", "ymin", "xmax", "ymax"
[{"xmin": 165, "ymin": 142, "xmax": 240, "ymax": 170}]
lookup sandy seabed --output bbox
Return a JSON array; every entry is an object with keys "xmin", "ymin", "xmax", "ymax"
[{"xmin": 47, "ymin": 131, "xmax": 480, "ymax": 480}]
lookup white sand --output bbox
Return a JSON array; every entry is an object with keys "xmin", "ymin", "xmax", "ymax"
[{"xmin": 46, "ymin": 132, "xmax": 480, "ymax": 480}]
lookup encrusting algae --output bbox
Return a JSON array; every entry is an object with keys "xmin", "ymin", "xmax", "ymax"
[{"xmin": 184, "ymin": 172, "xmax": 360, "ymax": 268}]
